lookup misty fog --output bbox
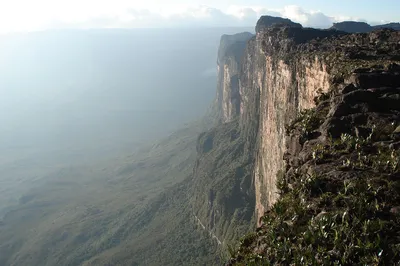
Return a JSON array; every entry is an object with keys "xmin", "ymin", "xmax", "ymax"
[
  {"xmin": 0, "ymin": 27, "xmax": 253, "ymax": 217},
  {"xmin": 0, "ymin": 29, "xmax": 222, "ymax": 157}
]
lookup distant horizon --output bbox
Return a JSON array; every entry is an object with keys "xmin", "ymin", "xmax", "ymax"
[
  {"xmin": 0, "ymin": 26, "xmax": 256, "ymax": 37},
  {"xmin": 1, "ymin": 18, "xmax": 399, "ymax": 37},
  {"xmin": 0, "ymin": 1, "xmax": 398, "ymax": 34}
]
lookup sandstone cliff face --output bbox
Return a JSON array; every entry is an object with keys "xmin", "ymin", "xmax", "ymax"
[
  {"xmin": 194, "ymin": 16, "xmax": 400, "ymax": 250},
  {"xmin": 240, "ymin": 23, "xmax": 344, "ymax": 221},
  {"xmin": 228, "ymin": 62, "xmax": 400, "ymax": 266},
  {"xmin": 226, "ymin": 19, "xmax": 400, "ymax": 265},
  {"xmin": 216, "ymin": 32, "xmax": 253, "ymax": 123},
  {"xmin": 212, "ymin": 16, "xmax": 400, "ymax": 224}
]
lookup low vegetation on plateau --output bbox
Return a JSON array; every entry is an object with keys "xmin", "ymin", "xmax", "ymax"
[{"xmin": 228, "ymin": 73, "xmax": 400, "ymax": 265}]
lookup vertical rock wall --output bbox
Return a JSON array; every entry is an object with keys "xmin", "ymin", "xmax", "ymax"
[
  {"xmin": 215, "ymin": 33, "xmax": 253, "ymax": 123},
  {"xmin": 201, "ymin": 15, "xmax": 400, "ymax": 235},
  {"xmin": 239, "ymin": 22, "xmax": 343, "ymax": 222}
]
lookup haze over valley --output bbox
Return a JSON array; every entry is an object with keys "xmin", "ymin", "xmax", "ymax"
[
  {"xmin": 1, "ymin": 1, "xmax": 400, "ymax": 265},
  {"xmin": 0, "ymin": 27, "xmax": 250, "ymax": 209},
  {"xmin": 0, "ymin": 27, "xmax": 253, "ymax": 265}
]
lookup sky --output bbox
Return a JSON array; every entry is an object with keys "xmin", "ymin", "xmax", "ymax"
[{"xmin": 0, "ymin": 0, "xmax": 398, "ymax": 33}]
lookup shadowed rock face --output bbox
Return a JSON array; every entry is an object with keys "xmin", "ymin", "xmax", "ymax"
[
  {"xmin": 375, "ymin": 23, "xmax": 400, "ymax": 31},
  {"xmin": 191, "ymin": 32, "xmax": 256, "ymax": 246},
  {"xmin": 331, "ymin": 21, "xmax": 372, "ymax": 33},
  {"xmin": 255, "ymin": 15, "xmax": 302, "ymax": 33},
  {"xmin": 218, "ymin": 32, "xmax": 254, "ymax": 65},
  {"xmin": 331, "ymin": 21, "xmax": 400, "ymax": 33},
  {"xmin": 191, "ymin": 119, "xmax": 256, "ymax": 246},
  {"xmin": 216, "ymin": 32, "xmax": 253, "ymax": 123}
]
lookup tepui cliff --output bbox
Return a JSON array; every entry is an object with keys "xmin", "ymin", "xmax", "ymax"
[{"xmin": 192, "ymin": 15, "xmax": 400, "ymax": 264}]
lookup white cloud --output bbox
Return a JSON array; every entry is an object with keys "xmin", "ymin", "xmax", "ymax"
[{"xmin": 0, "ymin": 3, "xmax": 374, "ymax": 33}]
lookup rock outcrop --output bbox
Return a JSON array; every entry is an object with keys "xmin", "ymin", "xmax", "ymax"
[
  {"xmin": 331, "ymin": 21, "xmax": 400, "ymax": 33},
  {"xmin": 374, "ymin": 23, "xmax": 400, "ymax": 31},
  {"xmin": 330, "ymin": 21, "xmax": 373, "ymax": 33},
  {"xmin": 255, "ymin": 15, "xmax": 302, "ymax": 32}
]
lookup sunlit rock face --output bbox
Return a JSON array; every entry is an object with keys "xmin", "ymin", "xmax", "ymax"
[{"xmin": 205, "ymin": 15, "xmax": 400, "ymax": 232}]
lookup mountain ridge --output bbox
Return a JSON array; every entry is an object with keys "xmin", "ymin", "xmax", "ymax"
[{"xmin": 331, "ymin": 20, "xmax": 400, "ymax": 33}]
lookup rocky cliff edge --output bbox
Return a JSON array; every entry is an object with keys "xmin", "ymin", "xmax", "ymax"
[{"xmin": 222, "ymin": 16, "xmax": 400, "ymax": 264}]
